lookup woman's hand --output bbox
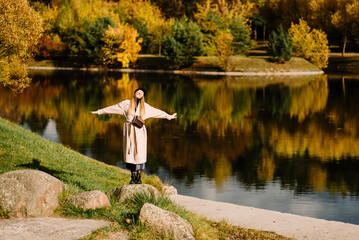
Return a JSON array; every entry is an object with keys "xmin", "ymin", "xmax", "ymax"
[
  {"xmin": 167, "ymin": 113, "xmax": 177, "ymax": 120},
  {"xmin": 91, "ymin": 111, "xmax": 99, "ymax": 114}
]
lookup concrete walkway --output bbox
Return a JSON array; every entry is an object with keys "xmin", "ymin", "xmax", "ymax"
[
  {"xmin": 0, "ymin": 218, "xmax": 118, "ymax": 240},
  {"xmin": 170, "ymin": 194, "xmax": 359, "ymax": 240}
]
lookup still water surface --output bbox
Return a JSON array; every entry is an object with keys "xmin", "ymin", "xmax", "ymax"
[{"xmin": 1, "ymin": 70, "xmax": 359, "ymax": 224}]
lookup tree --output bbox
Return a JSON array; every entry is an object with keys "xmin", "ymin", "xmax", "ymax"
[
  {"xmin": 102, "ymin": 25, "xmax": 143, "ymax": 68},
  {"xmin": 215, "ymin": 29, "xmax": 233, "ymax": 71},
  {"xmin": 0, "ymin": 0, "xmax": 43, "ymax": 91},
  {"xmin": 258, "ymin": 0, "xmax": 311, "ymax": 35},
  {"xmin": 267, "ymin": 26, "xmax": 292, "ymax": 63},
  {"xmin": 194, "ymin": 0, "xmax": 254, "ymax": 56},
  {"xmin": 289, "ymin": 18, "xmax": 329, "ymax": 69},
  {"xmin": 309, "ymin": 0, "xmax": 359, "ymax": 55},
  {"xmin": 115, "ymin": 0, "xmax": 169, "ymax": 54},
  {"xmin": 162, "ymin": 17, "xmax": 205, "ymax": 69},
  {"xmin": 330, "ymin": 0, "xmax": 359, "ymax": 55}
]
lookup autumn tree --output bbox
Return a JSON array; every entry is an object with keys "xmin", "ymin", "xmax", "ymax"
[
  {"xmin": 259, "ymin": 0, "xmax": 311, "ymax": 33},
  {"xmin": 115, "ymin": 0, "xmax": 170, "ymax": 54},
  {"xmin": 194, "ymin": 0, "xmax": 254, "ymax": 55},
  {"xmin": 215, "ymin": 29, "xmax": 234, "ymax": 71},
  {"xmin": 102, "ymin": 25, "xmax": 142, "ymax": 68},
  {"xmin": 0, "ymin": 0, "xmax": 43, "ymax": 91},
  {"xmin": 289, "ymin": 19, "xmax": 330, "ymax": 69},
  {"xmin": 330, "ymin": 0, "xmax": 359, "ymax": 55},
  {"xmin": 309, "ymin": 0, "xmax": 359, "ymax": 55}
]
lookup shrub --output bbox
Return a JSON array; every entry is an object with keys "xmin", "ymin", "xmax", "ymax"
[
  {"xmin": 162, "ymin": 17, "xmax": 205, "ymax": 69},
  {"xmin": 267, "ymin": 26, "xmax": 292, "ymax": 63},
  {"xmin": 35, "ymin": 36, "xmax": 68, "ymax": 59},
  {"xmin": 289, "ymin": 18, "xmax": 329, "ymax": 69}
]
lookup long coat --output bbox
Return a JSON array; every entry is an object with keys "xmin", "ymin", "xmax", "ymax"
[{"xmin": 94, "ymin": 100, "xmax": 172, "ymax": 165}]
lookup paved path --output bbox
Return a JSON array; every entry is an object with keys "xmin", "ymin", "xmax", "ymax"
[
  {"xmin": 170, "ymin": 194, "xmax": 359, "ymax": 240},
  {"xmin": 0, "ymin": 218, "xmax": 115, "ymax": 240}
]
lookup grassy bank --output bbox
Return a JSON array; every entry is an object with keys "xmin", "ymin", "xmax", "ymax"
[
  {"xmin": 0, "ymin": 117, "xmax": 293, "ymax": 239},
  {"xmin": 27, "ymin": 54, "xmax": 321, "ymax": 73}
]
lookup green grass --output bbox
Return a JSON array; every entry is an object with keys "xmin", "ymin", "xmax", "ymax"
[
  {"xmin": 191, "ymin": 56, "xmax": 321, "ymax": 72},
  {"xmin": 0, "ymin": 117, "xmax": 293, "ymax": 239}
]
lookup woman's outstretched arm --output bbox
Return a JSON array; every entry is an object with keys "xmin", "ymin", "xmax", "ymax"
[
  {"xmin": 144, "ymin": 103, "xmax": 177, "ymax": 120},
  {"xmin": 91, "ymin": 100, "xmax": 128, "ymax": 116}
]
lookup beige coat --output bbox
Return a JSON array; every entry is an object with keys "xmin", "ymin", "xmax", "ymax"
[{"xmin": 93, "ymin": 100, "xmax": 174, "ymax": 165}]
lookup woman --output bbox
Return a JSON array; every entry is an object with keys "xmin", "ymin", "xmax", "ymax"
[{"xmin": 91, "ymin": 88, "xmax": 177, "ymax": 184}]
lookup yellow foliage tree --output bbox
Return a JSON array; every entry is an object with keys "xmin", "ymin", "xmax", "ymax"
[
  {"xmin": 116, "ymin": 0, "xmax": 169, "ymax": 54},
  {"xmin": 330, "ymin": 0, "xmax": 359, "ymax": 55},
  {"xmin": 215, "ymin": 30, "xmax": 234, "ymax": 71},
  {"xmin": 0, "ymin": 0, "xmax": 43, "ymax": 91},
  {"xmin": 102, "ymin": 25, "xmax": 142, "ymax": 68},
  {"xmin": 289, "ymin": 18, "xmax": 330, "ymax": 69}
]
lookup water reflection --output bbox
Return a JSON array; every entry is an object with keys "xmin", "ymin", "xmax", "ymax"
[{"xmin": 1, "ymin": 70, "xmax": 359, "ymax": 223}]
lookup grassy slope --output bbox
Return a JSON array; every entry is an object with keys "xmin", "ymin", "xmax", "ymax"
[{"xmin": 0, "ymin": 117, "xmax": 293, "ymax": 239}]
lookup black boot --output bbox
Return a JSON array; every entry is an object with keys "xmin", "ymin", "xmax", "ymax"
[
  {"xmin": 130, "ymin": 171, "xmax": 136, "ymax": 184},
  {"xmin": 135, "ymin": 170, "xmax": 142, "ymax": 184}
]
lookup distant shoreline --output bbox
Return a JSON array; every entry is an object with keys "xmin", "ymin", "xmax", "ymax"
[
  {"xmin": 27, "ymin": 66, "xmax": 324, "ymax": 76},
  {"xmin": 27, "ymin": 55, "xmax": 326, "ymax": 76}
]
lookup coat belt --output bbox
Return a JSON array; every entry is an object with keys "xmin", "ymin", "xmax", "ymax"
[{"xmin": 126, "ymin": 121, "xmax": 138, "ymax": 157}]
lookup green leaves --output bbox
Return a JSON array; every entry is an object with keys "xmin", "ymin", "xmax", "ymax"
[
  {"xmin": 267, "ymin": 26, "xmax": 293, "ymax": 63},
  {"xmin": 163, "ymin": 17, "xmax": 205, "ymax": 69}
]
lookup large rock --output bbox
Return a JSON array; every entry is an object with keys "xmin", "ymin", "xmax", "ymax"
[
  {"xmin": 0, "ymin": 169, "xmax": 64, "ymax": 218},
  {"xmin": 161, "ymin": 184, "xmax": 178, "ymax": 195},
  {"xmin": 108, "ymin": 184, "xmax": 161, "ymax": 202},
  {"xmin": 66, "ymin": 190, "xmax": 111, "ymax": 210},
  {"xmin": 139, "ymin": 203, "xmax": 195, "ymax": 240}
]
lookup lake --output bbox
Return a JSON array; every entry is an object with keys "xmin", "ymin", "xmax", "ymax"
[{"xmin": 1, "ymin": 69, "xmax": 359, "ymax": 224}]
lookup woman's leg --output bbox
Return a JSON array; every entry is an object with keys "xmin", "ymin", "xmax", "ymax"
[
  {"xmin": 135, "ymin": 169, "xmax": 142, "ymax": 184},
  {"xmin": 130, "ymin": 171, "xmax": 137, "ymax": 184}
]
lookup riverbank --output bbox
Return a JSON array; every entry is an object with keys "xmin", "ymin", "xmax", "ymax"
[
  {"xmin": 2, "ymin": 116, "xmax": 359, "ymax": 239},
  {"xmin": 27, "ymin": 55, "xmax": 324, "ymax": 76},
  {"xmin": 0, "ymin": 117, "xmax": 291, "ymax": 239}
]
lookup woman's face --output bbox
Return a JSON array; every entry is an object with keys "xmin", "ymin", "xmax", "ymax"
[{"xmin": 135, "ymin": 90, "xmax": 144, "ymax": 99}]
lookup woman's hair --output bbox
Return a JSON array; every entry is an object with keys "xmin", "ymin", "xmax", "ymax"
[{"xmin": 128, "ymin": 92, "xmax": 145, "ymax": 119}]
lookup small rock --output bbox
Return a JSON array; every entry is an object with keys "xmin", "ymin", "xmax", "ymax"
[
  {"xmin": 0, "ymin": 170, "xmax": 64, "ymax": 218},
  {"xmin": 108, "ymin": 184, "xmax": 161, "ymax": 202},
  {"xmin": 66, "ymin": 190, "xmax": 111, "ymax": 210},
  {"xmin": 162, "ymin": 184, "xmax": 178, "ymax": 195},
  {"xmin": 139, "ymin": 203, "xmax": 195, "ymax": 240}
]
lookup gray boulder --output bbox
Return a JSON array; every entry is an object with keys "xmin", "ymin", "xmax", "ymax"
[
  {"xmin": 139, "ymin": 203, "xmax": 195, "ymax": 240},
  {"xmin": 161, "ymin": 184, "xmax": 178, "ymax": 195},
  {"xmin": 66, "ymin": 190, "xmax": 111, "ymax": 210},
  {"xmin": 0, "ymin": 169, "xmax": 64, "ymax": 218},
  {"xmin": 108, "ymin": 184, "xmax": 161, "ymax": 202}
]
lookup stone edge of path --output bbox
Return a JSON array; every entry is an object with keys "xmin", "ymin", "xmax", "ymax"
[{"xmin": 170, "ymin": 194, "xmax": 359, "ymax": 240}]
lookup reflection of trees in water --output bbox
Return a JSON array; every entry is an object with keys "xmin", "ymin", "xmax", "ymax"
[{"xmin": 1, "ymin": 71, "xmax": 359, "ymax": 196}]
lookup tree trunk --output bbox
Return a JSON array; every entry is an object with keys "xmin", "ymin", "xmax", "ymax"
[
  {"xmin": 342, "ymin": 35, "xmax": 347, "ymax": 56},
  {"xmin": 263, "ymin": 24, "xmax": 266, "ymax": 41}
]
